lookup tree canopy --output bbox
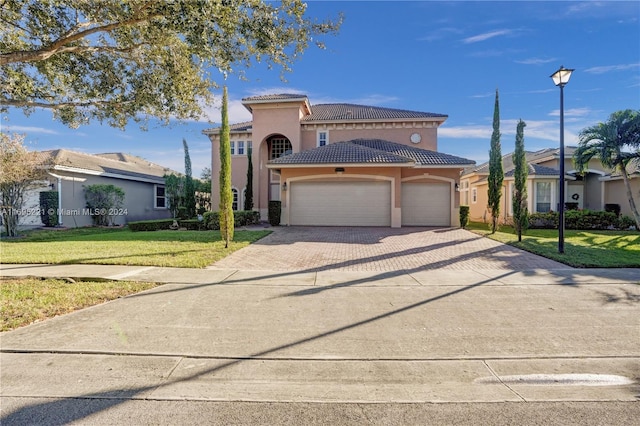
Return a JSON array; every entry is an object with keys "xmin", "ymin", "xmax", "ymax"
[
  {"xmin": 574, "ymin": 109, "xmax": 640, "ymax": 229},
  {"xmin": 0, "ymin": 0, "xmax": 341, "ymax": 128}
]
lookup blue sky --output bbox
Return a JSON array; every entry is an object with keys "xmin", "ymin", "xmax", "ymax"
[{"xmin": 3, "ymin": 1, "xmax": 639, "ymax": 177}]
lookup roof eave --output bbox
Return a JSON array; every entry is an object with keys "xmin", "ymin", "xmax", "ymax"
[{"xmin": 266, "ymin": 162, "xmax": 416, "ymax": 169}]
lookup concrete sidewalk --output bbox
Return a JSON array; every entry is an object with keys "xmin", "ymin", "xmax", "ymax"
[{"xmin": 1, "ymin": 263, "xmax": 639, "ymax": 424}]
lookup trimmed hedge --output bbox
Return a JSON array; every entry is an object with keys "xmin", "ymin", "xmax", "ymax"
[
  {"xmin": 268, "ymin": 201, "xmax": 281, "ymax": 226},
  {"xmin": 202, "ymin": 210, "xmax": 260, "ymax": 230},
  {"xmin": 459, "ymin": 206, "xmax": 469, "ymax": 229},
  {"xmin": 128, "ymin": 211, "xmax": 260, "ymax": 232},
  {"xmin": 39, "ymin": 191, "xmax": 59, "ymax": 227},
  {"xmin": 528, "ymin": 209, "xmax": 637, "ymax": 231}
]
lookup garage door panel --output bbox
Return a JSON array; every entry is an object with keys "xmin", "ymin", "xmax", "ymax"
[
  {"xmin": 402, "ymin": 182, "xmax": 450, "ymax": 226},
  {"xmin": 290, "ymin": 181, "xmax": 390, "ymax": 226}
]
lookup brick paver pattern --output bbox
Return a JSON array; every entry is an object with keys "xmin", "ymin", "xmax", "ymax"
[{"xmin": 210, "ymin": 227, "xmax": 568, "ymax": 271}]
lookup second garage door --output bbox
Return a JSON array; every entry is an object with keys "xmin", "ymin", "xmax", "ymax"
[
  {"xmin": 401, "ymin": 182, "xmax": 451, "ymax": 226},
  {"xmin": 289, "ymin": 181, "xmax": 391, "ymax": 226}
]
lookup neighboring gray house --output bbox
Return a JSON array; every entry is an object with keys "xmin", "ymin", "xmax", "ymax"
[{"xmin": 37, "ymin": 150, "xmax": 175, "ymax": 227}]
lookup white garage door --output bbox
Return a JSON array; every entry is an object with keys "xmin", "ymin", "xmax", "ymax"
[
  {"xmin": 401, "ymin": 182, "xmax": 451, "ymax": 226},
  {"xmin": 290, "ymin": 181, "xmax": 391, "ymax": 226}
]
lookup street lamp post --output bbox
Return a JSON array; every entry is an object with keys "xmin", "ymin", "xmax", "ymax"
[{"xmin": 550, "ymin": 66, "xmax": 574, "ymax": 254}]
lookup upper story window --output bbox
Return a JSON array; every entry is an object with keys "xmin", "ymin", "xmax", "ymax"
[
  {"xmin": 471, "ymin": 187, "xmax": 477, "ymax": 204},
  {"xmin": 268, "ymin": 136, "xmax": 292, "ymax": 160},
  {"xmin": 237, "ymin": 141, "xmax": 245, "ymax": 156},
  {"xmin": 230, "ymin": 141, "xmax": 235, "ymax": 155},
  {"xmin": 317, "ymin": 131, "xmax": 328, "ymax": 147}
]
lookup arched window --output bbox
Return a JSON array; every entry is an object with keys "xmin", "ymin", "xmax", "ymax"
[{"xmin": 268, "ymin": 135, "xmax": 292, "ymax": 160}]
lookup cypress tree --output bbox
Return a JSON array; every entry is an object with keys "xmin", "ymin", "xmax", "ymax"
[
  {"xmin": 244, "ymin": 145, "xmax": 254, "ymax": 211},
  {"xmin": 219, "ymin": 86, "xmax": 234, "ymax": 248},
  {"xmin": 183, "ymin": 138, "xmax": 196, "ymax": 218},
  {"xmin": 512, "ymin": 119, "xmax": 529, "ymax": 241},
  {"xmin": 487, "ymin": 89, "xmax": 504, "ymax": 233}
]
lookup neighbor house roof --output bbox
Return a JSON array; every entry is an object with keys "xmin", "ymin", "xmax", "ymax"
[
  {"xmin": 39, "ymin": 149, "xmax": 176, "ymax": 183},
  {"xmin": 504, "ymin": 163, "xmax": 561, "ymax": 177},
  {"xmin": 462, "ymin": 147, "xmax": 580, "ymax": 177},
  {"xmin": 267, "ymin": 139, "xmax": 475, "ymax": 168}
]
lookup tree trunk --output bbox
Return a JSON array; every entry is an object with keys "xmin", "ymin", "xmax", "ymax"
[{"xmin": 619, "ymin": 166, "xmax": 640, "ymax": 230}]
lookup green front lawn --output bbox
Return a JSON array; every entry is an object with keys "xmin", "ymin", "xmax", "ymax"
[
  {"xmin": 467, "ymin": 222, "xmax": 640, "ymax": 268},
  {"xmin": 1, "ymin": 278, "xmax": 160, "ymax": 331},
  {"xmin": 1, "ymin": 227, "xmax": 271, "ymax": 268}
]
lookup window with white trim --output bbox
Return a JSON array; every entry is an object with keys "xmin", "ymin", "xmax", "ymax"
[
  {"xmin": 317, "ymin": 131, "xmax": 328, "ymax": 147},
  {"xmin": 471, "ymin": 187, "xmax": 477, "ymax": 204},
  {"xmin": 535, "ymin": 182, "xmax": 552, "ymax": 212},
  {"xmin": 230, "ymin": 141, "xmax": 235, "ymax": 155},
  {"xmin": 155, "ymin": 185, "xmax": 167, "ymax": 209},
  {"xmin": 237, "ymin": 141, "xmax": 245, "ymax": 155}
]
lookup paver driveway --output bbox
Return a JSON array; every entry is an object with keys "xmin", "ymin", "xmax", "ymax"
[{"xmin": 210, "ymin": 226, "xmax": 568, "ymax": 271}]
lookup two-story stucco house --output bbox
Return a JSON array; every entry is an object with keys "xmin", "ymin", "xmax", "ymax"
[{"xmin": 203, "ymin": 94, "xmax": 475, "ymax": 227}]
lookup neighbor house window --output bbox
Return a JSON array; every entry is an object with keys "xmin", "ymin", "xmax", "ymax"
[
  {"xmin": 317, "ymin": 131, "xmax": 328, "ymax": 147},
  {"xmin": 229, "ymin": 141, "xmax": 236, "ymax": 155},
  {"xmin": 237, "ymin": 141, "xmax": 245, "ymax": 155},
  {"xmin": 536, "ymin": 182, "xmax": 552, "ymax": 212},
  {"xmin": 155, "ymin": 185, "xmax": 166, "ymax": 209},
  {"xmin": 471, "ymin": 188, "xmax": 477, "ymax": 204},
  {"xmin": 232, "ymin": 188, "xmax": 239, "ymax": 210}
]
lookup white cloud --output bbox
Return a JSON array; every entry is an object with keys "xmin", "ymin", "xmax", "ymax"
[
  {"xmin": 462, "ymin": 29, "xmax": 512, "ymax": 44},
  {"xmin": 439, "ymin": 125, "xmax": 491, "ymax": 139},
  {"xmin": 2, "ymin": 125, "xmax": 60, "ymax": 135},
  {"xmin": 547, "ymin": 108, "xmax": 592, "ymax": 118},
  {"xmin": 515, "ymin": 57, "xmax": 557, "ymax": 65},
  {"xmin": 584, "ymin": 63, "xmax": 640, "ymax": 74}
]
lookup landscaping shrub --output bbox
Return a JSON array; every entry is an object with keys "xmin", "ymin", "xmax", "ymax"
[
  {"xmin": 39, "ymin": 191, "xmax": 58, "ymax": 227},
  {"xmin": 202, "ymin": 211, "xmax": 219, "ymax": 230},
  {"xmin": 459, "ymin": 206, "xmax": 469, "ymax": 229},
  {"xmin": 528, "ymin": 209, "xmax": 634, "ymax": 230},
  {"xmin": 616, "ymin": 215, "xmax": 638, "ymax": 231},
  {"xmin": 528, "ymin": 211, "xmax": 558, "ymax": 229},
  {"xmin": 128, "ymin": 219, "xmax": 174, "ymax": 231},
  {"xmin": 202, "ymin": 210, "xmax": 261, "ymax": 230},
  {"xmin": 268, "ymin": 201, "xmax": 281, "ymax": 226}
]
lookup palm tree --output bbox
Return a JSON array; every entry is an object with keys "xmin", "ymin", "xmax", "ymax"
[{"xmin": 573, "ymin": 109, "xmax": 640, "ymax": 229}]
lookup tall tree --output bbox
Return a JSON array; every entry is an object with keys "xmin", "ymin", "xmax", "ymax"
[
  {"xmin": 487, "ymin": 89, "xmax": 504, "ymax": 233},
  {"xmin": 244, "ymin": 146, "xmax": 254, "ymax": 211},
  {"xmin": 182, "ymin": 138, "xmax": 196, "ymax": 218},
  {"xmin": 1, "ymin": 1, "xmax": 341, "ymax": 128},
  {"xmin": 0, "ymin": 132, "xmax": 50, "ymax": 236},
  {"xmin": 219, "ymin": 86, "xmax": 234, "ymax": 248},
  {"xmin": 574, "ymin": 109, "xmax": 640, "ymax": 229},
  {"xmin": 512, "ymin": 119, "xmax": 529, "ymax": 241}
]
